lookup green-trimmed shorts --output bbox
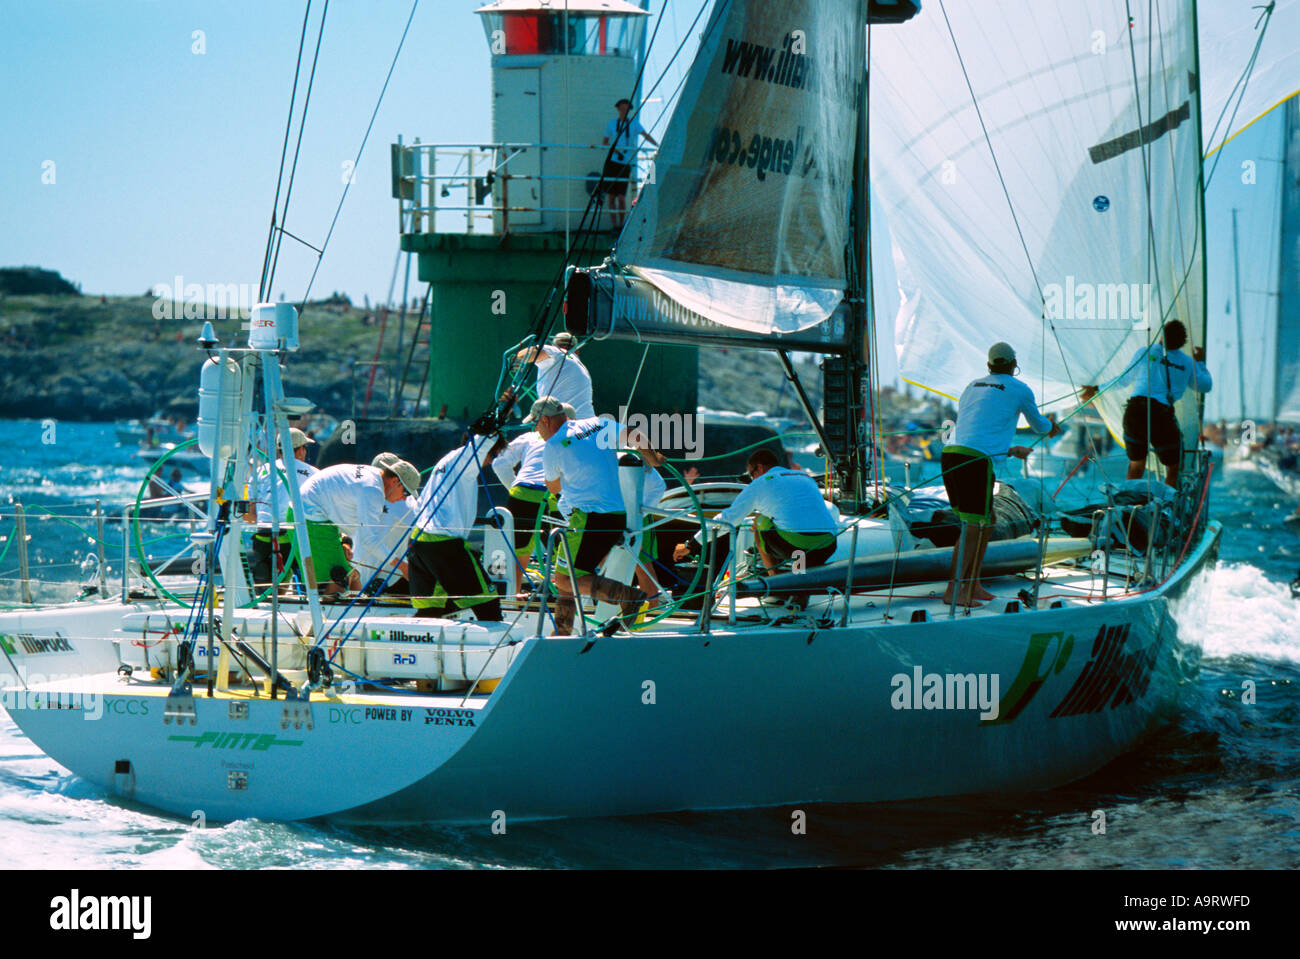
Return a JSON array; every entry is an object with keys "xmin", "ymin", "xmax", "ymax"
[
  {"xmin": 407, "ymin": 531, "xmax": 502, "ymax": 619},
  {"xmin": 753, "ymin": 515, "xmax": 836, "ymax": 568},
  {"xmin": 284, "ymin": 509, "xmax": 352, "ymax": 586},
  {"xmin": 554, "ymin": 509, "xmax": 626, "ymax": 578},
  {"xmin": 506, "ymin": 484, "xmax": 556, "ymax": 561},
  {"xmin": 940, "ymin": 445, "xmax": 995, "ymax": 525}
]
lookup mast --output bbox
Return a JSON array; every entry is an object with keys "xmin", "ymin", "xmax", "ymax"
[
  {"xmin": 1191, "ymin": 0, "xmax": 1211, "ymax": 445},
  {"xmin": 1274, "ymin": 98, "xmax": 1300, "ymax": 426},
  {"xmin": 843, "ymin": 6, "xmax": 871, "ymax": 506},
  {"xmin": 1231, "ymin": 207, "xmax": 1246, "ymax": 422}
]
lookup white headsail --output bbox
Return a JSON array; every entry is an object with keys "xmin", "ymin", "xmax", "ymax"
[
  {"xmin": 872, "ymin": 2, "xmax": 1210, "ymax": 456},
  {"xmin": 1199, "ymin": 0, "xmax": 1300, "ymax": 162},
  {"xmin": 614, "ymin": 0, "xmax": 865, "ymax": 336}
]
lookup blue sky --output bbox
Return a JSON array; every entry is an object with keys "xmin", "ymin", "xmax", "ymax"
[
  {"xmin": 0, "ymin": 0, "xmax": 690, "ymax": 305},
  {"xmin": 0, "ymin": 0, "xmax": 1283, "ymax": 404}
]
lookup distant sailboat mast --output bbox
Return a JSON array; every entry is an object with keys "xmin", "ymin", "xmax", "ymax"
[
  {"xmin": 1231, "ymin": 207, "xmax": 1246, "ymax": 422},
  {"xmin": 1274, "ymin": 98, "xmax": 1300, "ymax": 427}
]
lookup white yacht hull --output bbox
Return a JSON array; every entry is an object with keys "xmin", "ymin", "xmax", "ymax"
[{"xmin": 3, "ymin": 523, "xmax": 1220, "ymax": 824}]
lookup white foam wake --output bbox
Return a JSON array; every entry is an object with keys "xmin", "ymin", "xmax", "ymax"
[{"xmin": 1185, "ymin": 562, "xmax": 1300, "ymax": 663}]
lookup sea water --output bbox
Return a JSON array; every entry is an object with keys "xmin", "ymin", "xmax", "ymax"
[{"xmin": 0, "ymin": 420, "xmax": 1296, "ymax": 868}]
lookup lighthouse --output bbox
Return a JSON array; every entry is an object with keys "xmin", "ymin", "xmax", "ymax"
[{"xmin": 391, "ymin": 0, "xmax": 697, "ymax": 426}]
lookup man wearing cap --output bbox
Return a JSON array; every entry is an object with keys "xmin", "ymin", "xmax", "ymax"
[
  {"xmin": 291, "ymin": 453, "xmax": 420, "ymax": 595},
  {"xmin": 244, "ymin": 427, "xmax": 317, "ymax": 591},
  {"xmin": 529, "ymin": 395, "xmax": 656, "ymax": 634},
  {"xmin": 407, "ymin": 431, "xmax": 504, "ymax": 621},
  {"xmin": 942, "ymin": 342, "xmax": 1059, "ymax": 607},
  {"xmin": 1079, "ymin": 319, "xmax": 1212, "ymax": 489},
  {"xmin": 671, "ymin": 447, "xmax": 839, "ymax": 575},
  {"xmin": 508, "ymin": 332, "xmax": 596, "ymax": 420},
  {"xmin": 602, "ymin": 97, "xmax": 658, "ymax": 230}
]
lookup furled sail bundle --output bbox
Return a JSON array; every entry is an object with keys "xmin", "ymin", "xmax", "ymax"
[
  {"xmin": 871, "ymin": 1, "xmax": 1209, "ymax": 454},
  {"xmin": 605, "ymin": 0, "xmax": 866, "ymax": 348}
]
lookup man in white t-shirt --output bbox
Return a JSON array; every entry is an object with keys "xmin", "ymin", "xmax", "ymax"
[
  {"xmin": 506, "ymin": 331, "xmax": 596, "ymax": 419},
  {"xmin": 292, "ymin": 454, "xmax": 420, "ymax": 595},
  {"xmin": 487, "ymin": 428, "xmax": 554, "ymax": 562},
  {"xmin": 243, "ymin": 427, "xmax": 318, "ymax": 590},
  {"xmin": 602, "ymin": 98, "xmax": 658, "ymax": 230},
  {"xmin": 1080, "ymin": 319, "xmax": 1212, "ymax": 489},
  {"xmin": 408, "ymin": 432, "xmax": 503, "ymax": 620},
  {"xmin": 528, "ymin": 395, "xmax": 659, "ymax": 634},
  {"xmin": 942, "ymin": 342, "xmax": 1059, "ymax": 607},
  {"xmin": 672, "ymin": 447, "xmax": 839, "ymax": 575}
]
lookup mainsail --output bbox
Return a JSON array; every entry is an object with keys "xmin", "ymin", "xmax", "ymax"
[
  {"xmin": 871, "ymin": 1, "xmax": 1208, "ymax": 457},
  {"xmin": 587, "ymin": 0, "xmax": 868, "ymax": 349}
]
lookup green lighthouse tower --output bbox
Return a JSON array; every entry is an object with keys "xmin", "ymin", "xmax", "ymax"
[{"xmin": 392, "ymin": 0, "xmax": 697, "ymax": 425}]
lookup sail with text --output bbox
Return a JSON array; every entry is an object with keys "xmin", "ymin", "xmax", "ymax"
[{"xmin": 571, "ymin": 0, "xmax": 885, "ymax": 352}]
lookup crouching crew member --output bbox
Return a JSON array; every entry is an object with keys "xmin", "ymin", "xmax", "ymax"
[
  {"xmin": 672, "ymin": 448, "xmax": 838, "ymax": 574},
  {"xmin": 292, "ymin": 455, "xmax": 420, "ymax": 594},
  {"xmin": 407, "ymin": 431, "xmax": 503, "ymax": 621}
]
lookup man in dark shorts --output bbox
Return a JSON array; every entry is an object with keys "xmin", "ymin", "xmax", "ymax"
[
  {"xmin": 671, "ymin": 448, "xmax": 838, "ymax": 574},
  {"xmin": 408, "ymin": 431, "xmax": 503, "ymax": 621},
  {"xmin": 601, "ymin": 98, "xmax": 658, "ymax": 230},
  {"xmin": 531, "ymin": 396, "xmax": 658, "ymax": 634},
  {"xmin": 942, "ymin": 343, "xmax": 1059, "ymax": 607},
  {"xmin": 1081, "ymin": 320, "xmax": 1213, "ymax": 489}
]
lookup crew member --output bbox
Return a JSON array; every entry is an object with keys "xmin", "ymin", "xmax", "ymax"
[
  {"xmin": 244, "ymin": 427, "xmax": 317, "ymax": 590},
  {"xmin": 292, "ymin": 454, "xmax": 420, "ymax": 594},
  {"xmin": 407, "ymin": 431, "xmax": 503, "ymax": 621},
  {"xmin": 1080, "ymin": 320, "xmax": 1212, "ymax": 489},
  {"xmin": 506, "ymin": 331, "xmax": 595, "ymax": 419},
  {"xmin": 487, "ymin": 428, "xmax": 553, "ymax": 563},
  {"xmin": 602, "ymin": 97, "xmax": 658, "ymax": 230},
  {"xmin": 634, "ymin": 454, "xmax": 676, "ymax": 605},
  {"xmin": 671, "ymin": 448, "xmax": 838, "ymax": 574},
  {"xmin": 529, "ymin": 396, "xmax": 652, "ymax": 634},
  {"xmin": 942, "ymin": 342, "xmax": 1059, "ymax": 607}
]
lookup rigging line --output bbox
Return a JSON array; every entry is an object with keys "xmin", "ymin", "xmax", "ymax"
[
  {"xmin": 634, "ymin": 0, "xmax": 715, "ymax": 127},
  {"xmin": 1124, "ymin": 1, "xmax": 1180, "ymax": 464},
  {"xmin": 495, "ymin": 0, "xmax": 717, "ymax": 422},
  {"xmin": 936, "ymin": 0, "xmax": 1044, "ymax": 304},
  {"xmin": 863, "ymin": 18, "xmax": 881, "ymax": 496},
  {"xmin": 1203, "ymin": 2, "xmax": 1277, "ymax": 175},
  {"xmin": 506, "ymin": 0, "xmax": 716, "ymax": 387},
  {"xmin": 268, "ymin": 0, "xmax": 330, "ymax": 301},
  {"xmin": 260, "ymin": 0, "xmax": 313, "ymax": 302},
  {"xmin": 298, "ymin": 0, "xmax": 420, "ymax": 311},
  {"xmin": 625, "ymin": 343, "xmax": 651, "ymax": 413},
  {"xmin": 935, "ymin": 2, "xmax": 1089, "ymax": 422}
]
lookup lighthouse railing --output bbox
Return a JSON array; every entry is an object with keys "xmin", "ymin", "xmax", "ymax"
[{"xmin": 393, "ymin": 140, "xmax": 656, "ymax": 235}]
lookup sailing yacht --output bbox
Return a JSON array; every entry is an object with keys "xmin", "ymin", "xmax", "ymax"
[
  {"xmin": 1, "ymin": 0, "xmax": 1295, "ymax": 824},
  {"xmin": 1205, "ymin": 96, "xmax": 1300, "ymax": 497}
]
